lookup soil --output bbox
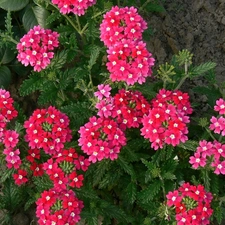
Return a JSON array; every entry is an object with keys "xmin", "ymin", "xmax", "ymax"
[{"xmin": 148, "ymin": 0, "xmax": 225, "ymax": 83}]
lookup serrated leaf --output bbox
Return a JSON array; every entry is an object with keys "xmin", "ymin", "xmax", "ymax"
[
  {"xmin": 125, "ymin": 182, "xmax": 137, "ymax": 204},
  {"xmin": 138, "ymin": 179, "xmax": 162, "ymax": 203},
  {"xmin": 99, "ymin": 200, "xmax": 129, "ymax": 223},
  {"xmin": 48, "ymin": 50, "xmax": 68, "ymax": 70},
  {"xmin": 19, "ymin": 73, "xmax": 44, "ymax": 96},
  {"xmin": 0, "ymin": 65, "xmax": 11, "ymax": 88},
  {"xmin": 117, "ymin": 156, "xmax": 136, "ymax": 180},
  {"xmin": 141, "ymin": 158, "xmax": 155, "ymax": 170},
  {"xmin": 178, "ymin": 140, "xmax": 199, "ymax": 151},
  {"xmin": 37, "ymin": 83, "xmax": 58, "ymax": 105},
  {"xmin": 0, "ymin": 168, "xmax": 14, "ymax": 183},
  {"xmin": 190, "ymin": 62, "xmax": 216, "ymax": 78},
  {"xmin": 61, "ymin": 102, "xmax": 92, "ymax": 128},
  {"xmin": 0, "ymin": 0, "xmax": 29, "ymax": 11},
  {"xmin": 88, "ymin": 45, "xmax": 101, "ymax": 70},
  {"xmin": 22, "ymin": 5, "xmax": 50, "ymax": 31}
]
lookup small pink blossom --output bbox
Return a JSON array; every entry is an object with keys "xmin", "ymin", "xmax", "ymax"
[{"xmin": 94, "ymin": 84, "xmax": 112, "ymax": 100}]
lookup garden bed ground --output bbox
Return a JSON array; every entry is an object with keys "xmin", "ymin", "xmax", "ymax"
[{"xmin": 148, "ymin": 0, "xmax": 225, "ymax": 83}]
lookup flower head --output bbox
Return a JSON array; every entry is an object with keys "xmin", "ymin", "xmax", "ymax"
[{"xmin": 17, "ymin": 25, "xmax": 59, "ymax": 72}]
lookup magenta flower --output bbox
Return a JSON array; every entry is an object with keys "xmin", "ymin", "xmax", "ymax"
[
  {"xmin": 94, "ymin": 84, "xmax": 112, "ymax": 100},
  {"xmin": 51, "ymin": 0, "xmax": 96, "ymax": 16},
  {"xmin": 17, "ymin": 25, "xmax": 59, "ymax": 72},
  {"xmin": 189, "ymin": 152, "xmax": 206, "ymax": 169}
]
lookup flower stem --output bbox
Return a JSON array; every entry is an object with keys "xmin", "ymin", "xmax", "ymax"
[
  {"xmin": 1, "ymin": 34, "xmax": 18, "ymax": 45},
  {"xmin": 139, "ymin": 0, "xmax": 152, "ymax": 12},
  {"xmin": 205, "ymin": 127, "xmax": 217, "ymax": 141},
  {"xmin": 174, "ymin": 74, "xmax": 188, "ymax": 90},
  {"xmin": 75, "ymin": 14, "xmax": 81, "ymax": 31},
  {"xmin": 80, "ymin": 10, "xmax": 108, "ymax": 35},
  {"xmin": 50, "ymin": 3, "xmax": 81, "ymax": 35}
]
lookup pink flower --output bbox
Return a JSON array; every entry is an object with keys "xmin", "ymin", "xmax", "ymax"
[
  {"xmin": 167, "ymin": 183, "xmax": 213, "ymax": 225},
  {"xmin": 17, "ymin": 25, "xmax": 59, "ymax": 72},
  {"xmin": 189, "ymin": 152, "xmax": 206, "ymax": 169},
  {"xmin": 166, "ymin": 190, "xmax": 182, "ymax": 207},
  {"xmin": 209, "ymin": 116, "xmax": 225, "ymax": 134},
  {"xmin": 141, "ymin": 89, "xmax": 192, "ymax": 150},
  {"xmin": 51, "ymin": 0, "xmax": 96, "ymax": 16},
  {"xmin": 2, "ymin": 130, "xmax": 19, "ymax": 148},
  {"xmin": 36, "ymin": 189, "xmax": 83, "ymax": 225},
  {"xmin": 94, "ymin": 84, "xmax": 112, "ymax": 100},
  {"xmin": 211, "ymin": 160, "xmax": 225, "ymax": 175},
  {"xmin": 214, "ymin": 98, "xmax": 225, "ymax": 115},
  {"xmin": 106, "ymin": 39, "xmax": 155, "ymax": 85},
  {"xmin": 24, "ymin": 106, "xmax": 72, "ymax": 155},
  {"xmin": 100, "ymin": 6, "xmax": 147, "ymax": 47},
  {"xmin": 78, "ymin": 116, "xmax": 126, "ymax": 162},
  {"xmin": 3, "ymin": 148, "xmax": 21, "ymax": 169},
  {"xmin": 13, "ymin": 169, "xmax": 28, "ymax": 186}
]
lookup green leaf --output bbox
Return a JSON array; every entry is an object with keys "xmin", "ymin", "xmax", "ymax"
[
  {"xmin": 48, "ymin": 50, "xmax": 68, "ymax": 70},
  {"xmin": 178, "ymin": 140, "xmax": 199, "ymax": 151},
  {"xmin": 19, "ymin": 73, "xmax": 44, "ymax": 96},
  {"xmin": 125, "ymin": 182, "xmax": 137, "ymax": 204},
  {"xmin": 61, "ymin": 102, "xmax": 92, "ymax": 129},
  {"xmin": 22, "ymin": 5, "xmax": 50, "ymax": 31},
  {"xmin": 117, "ymin": 156, "xmax": 136, "ymax": 180},
  {"xmin": 138, "ymin": 179, "xmax": 162, "ymax": 203},
  {"xmin": 88, "ymin": 45, "xmax": 101, "ymax": 70},
  {"xmin": 99, "ymin": 200, "xmax": 129, "ymax": 223},
  {"xmin": 0, "ymin": 46, "xmax": 15, "ymax": 64},
  {"xmin": 0, "ymin": 0, "xmax": 29, "ymax": 11},
  {"xmin": 0, "ymin": 65, "xmax": 11, "ymax": 88},
  {"xmin": 190, "ymin": 62, "xmax": 216, "ymax": 78},
  {"xmin": 37, "ymin": 83, "xmax": 58, "ymax": 105}
]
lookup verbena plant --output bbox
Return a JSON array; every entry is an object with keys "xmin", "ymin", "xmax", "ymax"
[{"xmin": 0, "ymin": 0, "xmax": 224, "ymax": 225}]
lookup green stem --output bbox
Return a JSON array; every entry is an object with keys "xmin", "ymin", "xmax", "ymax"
[
  {"xmin": 75, "ymin": 14, "xmax": 81, "ymax": 31},
  {"xmin": 1, "ymin": 34, "xmax": 18, "ymax": 45},
  {"xmin": 80, "ymin": 10, "xmax": 108, "ymax": 35},
  {"xmin": 139, "ymin": 0, "xmax": 152, "ymax": 12},
  {"xmin": 205, "ymin": 127, "xmax": 216, "ymax": 141},
  {"xmin": 50, "ymin": 3, "xmax": 81, "ymax": 35},
  {"xmin": 174, "ymin": 74, "xmax": 188, "ymax": 90}
]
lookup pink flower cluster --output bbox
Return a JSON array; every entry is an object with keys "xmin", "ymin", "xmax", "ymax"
[
  {"xmin": 78, "ymin": 116, "xmax": 127, "ymax": 162},
  {"xmin": 166, "ymin": 182, "xmax": 213, "ymax": 225},
  {"xmin": 141, "ymin": 89, "xmax": 193, "ymax": 150},
  {"xmin": 22, "ymin": 106, "xmax": 88, "ymax": 224},
  {"xmin": 190, "ymin": 99, "xmax": 225, "ymax": 174},
  {"xmin": 100, "ymin": 6, "xmax": 155, "ymax": 85},
  {"xmin": 36, "ymin": 189, "xmax": 84, "ymax": 225},
  {"xmin": 43, "ymin": 148, "xmax": 89, "ymax": 191},
  {"xmin": 209, "ymin": 98, "xmax": 225, "ymax": 135},
  {"xmin": 0, "ymin": 89, "xmax": 18, "ymax": 132},
  {"xmin": 189, "ymin": 140, "xmax": 225, "ymax": 175},
  {"xmin": 106, "ymin": 39, "xmax": 155, "ymax": 85},
  {"xmin": 100, "ymin": 6, "xmax": 147, "ymax": 47},
  {"xmin": 95, "ymin": 86, "xmax": 150, "ymax": 130},
  {"xmin": 51, "ymin": 0, "xmax": 96, "ymax": 16},
  {"xmin": 17, "ymin": 25, "xmax": 59, "ymax": 72},
  {"xmin": 0, "ymin": 89, "xmax": 21, "ymax": 172},
  {"xmin": 24, "ymin": 106, "xmax": 72, "ymax": 155},
  {"xmin": 78, "ymin": 85, "xmax": 151, "ymax": 162}
]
